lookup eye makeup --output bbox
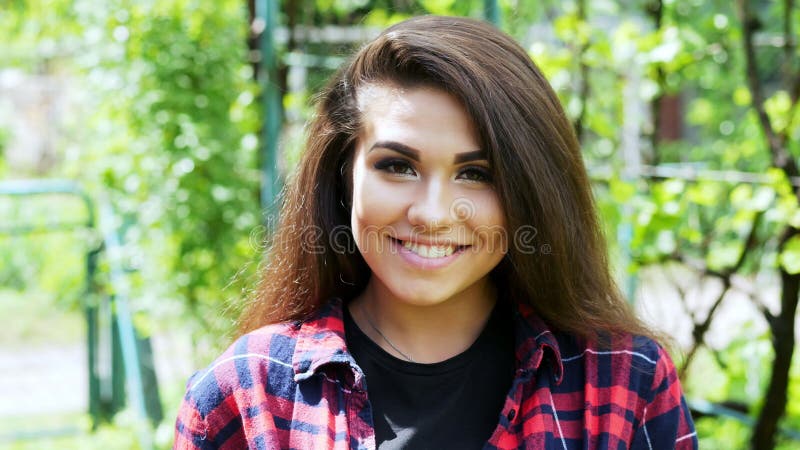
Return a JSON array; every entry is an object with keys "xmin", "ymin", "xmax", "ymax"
[
  {"xmin": 373, "ymin": 156, "xmax": 493, "ymax": 184},
  {"xmin": 457, "ymin": 165, "xmax": 493, "ymax": 183},
  {"xmin": 373, "ymin": 158, "xmax": 417, "ymax": 176}
]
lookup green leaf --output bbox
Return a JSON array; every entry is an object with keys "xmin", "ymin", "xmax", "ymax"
[
  {"xmin": 780, "ymin": 235, "xmax": 800, "ymax": 274},
  {"xmin": 733, "ymin": 86, "xmax": 751, "ymax": 106},
  {"xmin": 610, "ymin": 178, "xmax": 636, "ymax": 203},
  {"xmin": 729, "ymin": 184, "xmax": 753, "ymax": 208},
  {"xmin": 764, "ymin": 90, "xmax": 792, "ymax": 133},
  {"xmin": 707, "ymin": 240, "xmax": 743, "ymax": 271},
  {"xmin": 419, "ymin": 0, "xmax": 457, "ymax": 15},
  {"xmin": 687, "ymin": 182, "xmax": 721, "ymax": 206},
  {"xmin": 687, "ymin": 98, "xmax": 714, "ymax": 125},
  {"xmin": 751, "ymin": 186, "xmax": 776, "ymax": 212}
]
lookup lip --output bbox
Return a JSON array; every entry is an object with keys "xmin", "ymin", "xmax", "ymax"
[
  {"xmin": 393, "ymin": 236, "xmax": 470, "ymax": 247},
  {"xmin": 388, "ymin": 236, "xmax": 469, "ymax": 270}
]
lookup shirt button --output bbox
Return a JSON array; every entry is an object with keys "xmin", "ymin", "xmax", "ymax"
[{"xmin": 507, "ymin": 409, "xmax": 516, "ymax": 421}]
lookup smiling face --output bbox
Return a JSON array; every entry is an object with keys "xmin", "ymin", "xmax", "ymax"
[{"xmin": 350, "ymin": 84, "xmax": 508, "ymax": 308}]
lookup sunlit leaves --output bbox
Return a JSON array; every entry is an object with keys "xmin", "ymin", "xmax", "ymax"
[
  {"xmin": 780, "ymin": 235, "xmax": 800, "ymax": 274},
  {"xmin": 765, "ymin": 91, "xmax": 793, "ymax": 134},
  {"xmin": 733, "ymin": 86, "xmax": 751, "ymax": 106},
  {"xmin": 553, "ymin": 13, "xmax": 591, "ymax": 48},
  {"xmin": 609, "ymin": 177, "xmax": 636, "ymax": 203},
  {"xmin": 419, "ymin": 0, "xmax": 458, "ymax": 16},
  {"xmin": 0, "ymin": 0, "xmax": 261, "ymax": 351},
  {"xmin": 707, "ymin": 239, "xmax": 744, "ymax": 271},
  {"xmin": 730, "ymin": 184, "xmax": 775, "ymax": 213},
  {"xmin": 686, "ymin": 182, "xmax": 722, "ymax": 206}
]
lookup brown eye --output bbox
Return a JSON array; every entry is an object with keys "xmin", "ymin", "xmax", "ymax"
[
  {"xmin": 458, "ymin": 166, "xmax": 493, "ymax": 183},
  {"xmin": 374, "ymin": 158, "xmax": 417, "ymax": 176}
]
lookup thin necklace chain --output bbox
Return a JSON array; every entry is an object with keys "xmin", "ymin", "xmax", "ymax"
[{"xmin": 359, "ymin": 302, "xmax": 415, "ymax": 363}]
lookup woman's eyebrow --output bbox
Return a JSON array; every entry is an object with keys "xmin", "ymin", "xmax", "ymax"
[
  {"xmin": 370, "ymin": 141, "xmax": 486, "ymax": 163},
  {"xmin": 370, "ymin": 141, "xmax": 420, "ymax": 160},
  {"xmin": 453, "ymin": 149, "xmax": 487, "ymax": 164}
]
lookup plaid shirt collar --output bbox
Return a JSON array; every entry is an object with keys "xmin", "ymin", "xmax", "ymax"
[{"xmin": 291, "ymin": 297, "xmax": 564, "ymax": 385}]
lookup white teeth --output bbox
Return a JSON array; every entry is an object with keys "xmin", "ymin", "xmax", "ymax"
[{"xmin": 401, "ymin": 240, "xmax": 456, "ymax": 258}]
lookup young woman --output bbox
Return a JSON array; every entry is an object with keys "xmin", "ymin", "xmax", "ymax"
[{"xmin": 175, "ymin": 16, "xmax": 697, "ymax": 449}]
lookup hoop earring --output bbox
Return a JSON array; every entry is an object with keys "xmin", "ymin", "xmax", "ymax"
[
  {"xmin": 339, "ymin": 160, "xmax": 352, "ymax": 210},
  {"xmin": 339, "ymin": 273, "xmax": 356, "ymax": 286}
]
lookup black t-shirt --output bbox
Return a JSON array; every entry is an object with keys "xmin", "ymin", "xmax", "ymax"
[{"xmin": 343, "ymin": 302, "xmax": 515, "ymax": 449}]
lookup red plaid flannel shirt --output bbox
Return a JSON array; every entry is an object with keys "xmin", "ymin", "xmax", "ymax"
[{"xmin": 174, "ymin": 298, "xmax": 697, "ymax": 449}]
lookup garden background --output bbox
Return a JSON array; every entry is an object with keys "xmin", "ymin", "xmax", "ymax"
[{"xmin": 1, "ymin": 0, "xmax": 799, "ymax": 448}]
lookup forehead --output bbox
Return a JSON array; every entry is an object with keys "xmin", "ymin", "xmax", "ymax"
[{"xmin": 356, "ymin": 84, "xmax": 480, "ymax": 155}]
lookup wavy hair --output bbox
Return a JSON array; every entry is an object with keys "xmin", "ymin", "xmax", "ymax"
[{"xmin": 239, "ymin": 15, "xmax": 658, "ymax": 344}]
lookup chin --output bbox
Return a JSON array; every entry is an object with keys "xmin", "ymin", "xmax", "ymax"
[{"xmin": 385, "ymin": 281, "xmax": 458, "ymax": 307}]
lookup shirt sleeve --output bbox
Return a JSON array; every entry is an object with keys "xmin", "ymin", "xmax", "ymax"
[
  {"xmin": 631, "ymin": 344, "xmax": 698, "ymax": 449},
  {"xmin": 173, "ymin": 335, "xmax": 292, "ymax": 450},
  {"xmin": 173, "ymin": 370, "xmax": 250, "ymax": 450},
  {"xmin": 173, "ymin": 374, "xmax": 217, "ymax": 450}
]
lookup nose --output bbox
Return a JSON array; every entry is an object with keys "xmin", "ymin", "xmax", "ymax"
[{"xmin": 407, "ymin": 178, "xmax": 455, "ymax": 232}]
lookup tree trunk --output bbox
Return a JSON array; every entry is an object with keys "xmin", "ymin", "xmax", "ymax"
[
  {"xmin": 752, "ymin": 229, "xmax": 800, "ymax": 449},
  {"xmin": 645, "ymin": 0, "xmax": 665, "ymax": 164},
  {"xmin": 247, "ymin": 0, "xmax": 259, "ymax": 77}
]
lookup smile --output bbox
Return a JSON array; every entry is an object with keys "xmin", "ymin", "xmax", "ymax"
[
  {"xmin": 402, "ymin": 240, "xmax": 456, "ymax": 258},
  {"xmin": 388, "ymin": 237, "xmax": 470, "ymax": 269}
]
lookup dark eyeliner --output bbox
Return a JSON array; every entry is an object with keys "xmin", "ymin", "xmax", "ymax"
[
  {"xmin": 373, "ymin": 158, "xmax": 415, "ymax": 174},
  {"xmin": 460, "ymin": 165, "xmax": 493, "ymax": 182}
]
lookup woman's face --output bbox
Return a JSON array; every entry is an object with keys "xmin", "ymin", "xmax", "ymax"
[{"xmin": 350, "ymin": 84, "xmax": 508, "ymax": 307}]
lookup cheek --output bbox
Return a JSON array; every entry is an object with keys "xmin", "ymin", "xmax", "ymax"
[
  {"xmin": 467, "ymin": 194, "xmax": 507, "ymax": 250},
  {"xmin": 351, "ymin": 170, "xmax": 406, "ymax": 234}
]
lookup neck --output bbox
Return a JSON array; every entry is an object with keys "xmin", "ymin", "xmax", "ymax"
[{"xmin": 348, "ymin": 278, "xmax": 497, "ymax": 364}]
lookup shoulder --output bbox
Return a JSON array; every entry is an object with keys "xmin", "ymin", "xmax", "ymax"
[
  {"xmin": 557, "ymin": 333, "xmax": 679, "ymax": 401},
  {"xmin": 557, "ymin": 332, "xmax": 666, "ymax": 366},
  {"xmin": 174, "ymin": 322, "xmax": 304, "ymax": 448},
  {"xmin": 552, "ymin": 333, "xmax": 697, "ymax": 447},
  {"xmin": 581, "ymin": 336, "xmax": 699, "ymax": 448},
  {"xmin": 182, "ymin": 321, "xmax": 300, "ymax": 419}
]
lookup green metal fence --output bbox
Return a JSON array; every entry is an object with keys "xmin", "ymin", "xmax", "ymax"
[{"xmin": 0, "ymin": 179, "xmax": 160, "ymax": 449}]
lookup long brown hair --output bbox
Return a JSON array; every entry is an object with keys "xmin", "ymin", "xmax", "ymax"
[{"xmin": 239, "ymin": 15, "xmax": 658, "ymax": 343}]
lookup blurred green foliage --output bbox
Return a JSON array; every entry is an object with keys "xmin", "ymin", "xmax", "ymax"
[
  {"xmin": 528, "ymin": 1, "xmax": 798, "ymax": 448},
  {"xmin": 2, "ymin": 0, "xmax": 800, "ymax": 448},
  {"xmin": 1, "ymin": 0, "xmax": 261, "ymax": 356}
]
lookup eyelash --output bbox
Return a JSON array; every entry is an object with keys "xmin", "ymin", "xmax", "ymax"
[
  {"xmin": 373, "ymin": 158, "xmax": 493, "ymax": 183},
  {"xmin": 461, "ymin": 166, "xmax": 493, "ymax": 183},
  {"xmin": 374, "ymin": 158, "xmax": 416, "ymax": 176}
]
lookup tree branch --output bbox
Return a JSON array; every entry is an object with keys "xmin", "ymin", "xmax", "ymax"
[
  {"xmin": 753, "ymin": 226, "xmax": 800, "ymax": 449},
  {"xmin": 780, "ymin": 71, "xmax": 800, "ymax": 150},
  {"xmin": 780, "ymin": 0, "xmax": 799, "ymax": 150},
  {"xmin": 678, "ymin": 212, "xmax": 762, "ymax": 378},
  {"xmin": 784, "ymin": 0, "xmax": 795, "ymax": 84},
  {"xmin": 646, "ymin": 0, "xmax": 665, "ymax": 162},
  {"xmin": 574, "ymin": 0, "xmax": 590, "ymax": 142},
  {"xmin": 737, "ymin": 0, "xmax": 800, "ymax": 177},
  {"xmin": 739, "ymin": 2, "xmax": 800, "ymax": 446}
]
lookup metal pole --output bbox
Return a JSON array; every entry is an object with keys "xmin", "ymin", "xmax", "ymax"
[
  {"xmin": 258, "ymin": 0, "xmax": 283, "ymax": 217},
  {"xmin": 619, "ymin": 66, "xmax": 643, "ymax": 304},
  {"xmin": 0, "ymin": 180, "xmax": 103, "ymax": 425},
  {"xmin": 484, "ymin": 0, "xmax": 500, "ymax": 26},
  {"xmin": 86, "ymin": 247, "xmax": 102, "ymax": 426},
  {"xmin": 99, "ymin": 199, "xmax": 153, "ymax": 450}
]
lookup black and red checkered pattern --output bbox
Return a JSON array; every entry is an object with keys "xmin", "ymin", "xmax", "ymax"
[{"xmin": 174, "ymin": 298, "xmax": 697, "ymax": 449}]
